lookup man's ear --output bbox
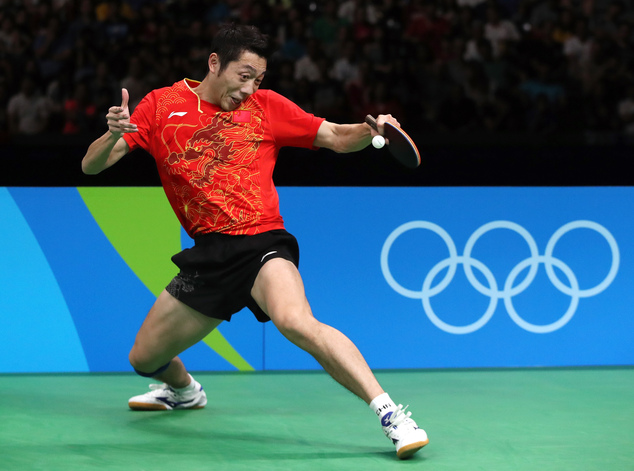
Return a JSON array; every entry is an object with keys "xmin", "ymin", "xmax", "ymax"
[{"xmin": 208, "ymin": 53, "xmax": 220, "ymax": 75}]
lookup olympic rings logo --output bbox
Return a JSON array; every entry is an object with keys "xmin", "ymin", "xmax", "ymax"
[{"xmin": 381, "ymin": 220, "xmax": 619, "ymax": 334}]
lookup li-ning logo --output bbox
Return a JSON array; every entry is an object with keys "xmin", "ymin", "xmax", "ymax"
[
  {"xmin": 168, "ymin": 111, "xmax": 187, "ymax": 119},
  {"xmin": 381, "ymin": 220, "xmax": 620, "ymax": 334}
]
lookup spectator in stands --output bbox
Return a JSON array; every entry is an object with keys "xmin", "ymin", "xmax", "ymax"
[
  {"xmin": 293, "ymin": 77, "xmax": 315, "ymax": 114},
  {"xmin": 312, "ymin": 0, "xmax": 344, "ymax": 58},
  {"xmin": 68, "ymin": 0, "xmax": 101, "ymax": 40},
  {"xmin": 444, "ymin": 35, "xmax": 470, "ymax": 88},
  {"xmin": 7, "ymin": 75, "xmax": 51, "ymax": 135},
  {"xmin": 563, "ymin": 18, "xmax": 594, "ymax": 78},
  {"xmin": 346, "ymin": 58, "xmax": 374, "ymax": 122},
  {"xmin": 313, "ymin": 57, "xmax": 347, "ymax": 122},
  {"xmin": 484, "ymin": 4, "xmax": 520, "ymax": 57},
  {"xmin": 590, "ymin": 0, "xmax": 626, "ymax": 40},
  {"xmin": 294, "ymin": 38, "xmax": 321, "ymax": 82},
  {"xmin": 363, "ymin": 26, "xmax": 391, "ymax": 76},
  {"xmin": 32, "ymin": 17, "xmax": 73, "ymax": 81},
  {"xmin": 552, "ymin": 8, "xmax": 576, "ymax": 44},
  {"xmin": 0, "ymin": 14, "xmax": 17, "ymax": 51},
  {"xmin": 579, "ymin": 37, "xmax": 619, "ymax": 94},
  {"xmin": 278, "ymin": 18, "xmax": 307, "ymax": 62},
  {"xmin": 70, "ymin": 30, "xmax": 100, "ymax": 83},
  {"xmin": 92, "ymin": 60, "xmax": 122, "ymax": 107},
  {"xmin": 361, "ymin": 81, "xmax": 405, "ymax": 125},
  {"xmin": 404, "ymin": 0, "xmax": 451, "ymax": 56},
  {"xmin": 375, "ymin": 0, "xmax": 405, "ymax": 42},
  {"xmin": 479, "ymin": 38, "xmax": 512, "ymax": 92},
  {"xmin": 272, "ymin": 59, "xmax": 298, "ymax": 101},
  {"xmin": 529, "ymin": 0, "xmax": 559, "ymax": 29},
  {"xmin": 99, "ymin": 0, "xmax": 132, "ymax": 49},
  {"xmin": 2, "ymin": 0, "xmax": 634, "ymax": 142},
  {"xmin": 120, "ymin": 55, "xmax": 148, "ymax": 112},
  {"xmin": 62, "ymin": 81, "xmax": 97, "ymax": 134},
  {"xmin": 464, "ymin": 20, "xmax": 486, "ymax": 61},
  {"xmin": 338, "ymin": 0, "xmax": 377, "ymax": 26},
  {"xmin": 350, "ymin": 5, "xmax": 375, "ymax": 44},
  {"xmin": 331, "ymin": 40, "xmax": 360, "ymax": 87},
  {"xmin": 612, "ymin": 20, "xmax": 634, "ymax": 71}
]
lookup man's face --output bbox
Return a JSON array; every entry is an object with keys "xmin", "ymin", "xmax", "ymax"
[{"xmin": 212, "ymin": 51, "xmax": 267, "ymax": 111}]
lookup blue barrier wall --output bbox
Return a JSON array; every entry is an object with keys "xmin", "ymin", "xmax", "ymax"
[{"xmin": 1, "ymin": 187, "xmax": 632, "ymax": 373}]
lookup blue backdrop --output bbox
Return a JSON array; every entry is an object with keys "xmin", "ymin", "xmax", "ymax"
[{"xmin": 1, "ymin": 187, "xmax": 632, "ymax": 372}]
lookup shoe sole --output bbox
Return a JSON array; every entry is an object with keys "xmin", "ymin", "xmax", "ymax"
[
  {"xmin": 128, "ymin": 402, "xmax": 206, "ymax": 411},
  {"xmin": 397, "ymin": 438, "xmax": 429, "ymax": 460}
]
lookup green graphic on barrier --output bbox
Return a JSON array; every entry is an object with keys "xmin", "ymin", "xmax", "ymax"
[
  {"xmin": 77, "ymin": 187, "xmax": 254, "ymax": 371},
  {"xmin": 78, "ymin": 187, "xmax": 177, "ymax": 297}
]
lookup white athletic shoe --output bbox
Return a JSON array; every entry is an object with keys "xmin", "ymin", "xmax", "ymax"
[
  {"xmin": 128, "ymin": 380, "xmax": 207, "ymax": 411},
  {"xmin": 381, "ymin": 404, "xmax": 429, "ymax": 459}
]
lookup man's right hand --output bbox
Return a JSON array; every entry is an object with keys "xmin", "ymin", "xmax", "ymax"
[
  {"xmin": 107, "ymin": 88, "xmax": 137, "ymax": 136},
  {"xmin": 82, "ymin": 88, "xmax": 134, "ymax": 175}
]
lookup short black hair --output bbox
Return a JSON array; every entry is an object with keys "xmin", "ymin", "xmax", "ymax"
[{"xmin": 211, "ymin": 23, "xmax": 269, "ymax": 74}]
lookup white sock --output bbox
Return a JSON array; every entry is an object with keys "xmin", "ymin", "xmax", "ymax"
[
  {"xmin": 173, "ymin": 374, "xmax": 196, "ymax": 393},
  {"xmin": 369, "ymin": 392, "xmax": 397, "ymax": 417}
]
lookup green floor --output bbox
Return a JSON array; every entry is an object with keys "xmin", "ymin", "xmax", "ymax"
[{"xmin": 1, "ymin": 368, "xmax": 632, "ymax": 471}]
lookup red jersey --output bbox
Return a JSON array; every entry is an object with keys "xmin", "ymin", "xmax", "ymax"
[{"xmin": 123, "ymin": 79, "xmax": 325, "ymax": 237}]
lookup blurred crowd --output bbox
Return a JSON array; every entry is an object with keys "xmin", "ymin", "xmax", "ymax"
[{"xmin": 2, "ymin": 0, "xmax": 634, "ymax": 142}]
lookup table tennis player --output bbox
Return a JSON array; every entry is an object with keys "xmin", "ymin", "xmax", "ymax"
[{"xmin": 81, "ymin": 23, "xmax": 428, "ymax": 460}]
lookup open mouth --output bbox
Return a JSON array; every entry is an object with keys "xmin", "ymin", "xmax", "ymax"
[{"xmin": 230, "ymin": 97, "xmax": 241, "ymax": 106}]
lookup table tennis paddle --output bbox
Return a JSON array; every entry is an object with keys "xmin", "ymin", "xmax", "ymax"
[{"xmin": 365, "ymin": 115, "xmax": 421, "ymax": 169}]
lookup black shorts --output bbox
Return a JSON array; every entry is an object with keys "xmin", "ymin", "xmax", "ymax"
[{"xmin": 165, "ymin": 229, "xmax": 299, "ymax": 323}]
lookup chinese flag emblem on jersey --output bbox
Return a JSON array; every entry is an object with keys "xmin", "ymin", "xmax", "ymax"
[{"xmin": 233, "ymin": 110, "xmax": 251, "ymax": 123}]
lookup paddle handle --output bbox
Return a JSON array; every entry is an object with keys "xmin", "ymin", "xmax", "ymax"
[{"xmin": 365, "ymin": 115, "xmax": 378, "ymax": 131}]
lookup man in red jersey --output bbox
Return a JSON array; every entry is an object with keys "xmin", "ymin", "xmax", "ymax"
[{"xmin": 82, "ymin": 24, "xmax": 428, "ymax": 460}]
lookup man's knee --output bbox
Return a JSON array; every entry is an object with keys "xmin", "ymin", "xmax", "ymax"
[
  {"xmin": 129, "ymin": 347, "xmax": 170, "ymax": 377},
  {"xmin": 274, "ymin": 312, "xmax": 321, "ymax": 346}
]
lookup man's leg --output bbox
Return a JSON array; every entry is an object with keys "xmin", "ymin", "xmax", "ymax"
[
  {"xmin": 250, "ymin": 258, "xmax": 383, "ymax": 404},
  {"xmin": 127, "ymin": 289, "xmax": 222, "ymax": 409},
  {"xmin": 251, "ymin": 258, "xmax": 428, "ymax": 459}
]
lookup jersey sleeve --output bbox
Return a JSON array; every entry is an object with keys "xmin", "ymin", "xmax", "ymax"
[
  {"xmin": 263, "ymin": 90, "xmax": 325, "ymax": 149},
  {"xmin": 122, "ymin": 92, "xmax": 156, "ymax": 152}
]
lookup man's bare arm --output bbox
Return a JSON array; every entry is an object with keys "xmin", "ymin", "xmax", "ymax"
[
  {"xmin": 82, "ymin": 132, "xmax": 130, "ymax": 174},
  {"xmin": 313, "ymin": 114, "xmax": 399, "ymax": 153},
  {"xmin": 82, "ymin": 88, "xmax": 137, "ymax": 175}
]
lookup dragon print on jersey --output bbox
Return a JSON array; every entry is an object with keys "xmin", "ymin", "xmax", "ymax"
[{"xmin": 159, "ymin": 96, "xmax": 264, "ymax": 235}]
